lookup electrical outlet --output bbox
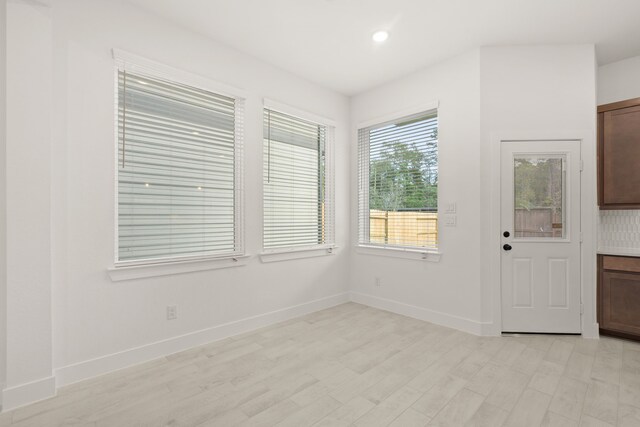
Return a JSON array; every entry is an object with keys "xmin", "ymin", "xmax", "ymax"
[
  {"xmin": 166, "ymin": 305, "xmax": 177, "ymax": 320},
  {"xmin": 375, "ymin": 277, "xmax": 381, "ymax": 287}
]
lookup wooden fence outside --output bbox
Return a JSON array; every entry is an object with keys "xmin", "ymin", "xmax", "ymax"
[
  {"xmin": 369, "ymin": 209, "xmax": 438, "ymax": 247},
  {"xmin": 514, "ymin": 207, "xmax": 563, "ymax": 238},
  {"xmin": 367, "ymin": 208, "xmax": 561, "ymax": 246}
]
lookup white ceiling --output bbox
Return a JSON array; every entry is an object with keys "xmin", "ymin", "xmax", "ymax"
[{"xmin": 126, "ymin": 0, "xmax": 640, "ymax": 96}]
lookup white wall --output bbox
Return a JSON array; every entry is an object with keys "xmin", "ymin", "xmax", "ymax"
[
  {"xmin": 349, "ymin": 50, "xmax": 486, "ymax": 334},
  {"xmin": 2, "ymin": 0, "xmax": 603, "ymax": 411},
  {"xmin": 53, "ymin": 0, "xmax": 350, "ymax": 371},
  {"xmin": 598, "ymin": 55, "xmax": 640, "ymax": 105},
  {"xmin": 4, "ymin": 0, "xmax": 350, "ymax": 409},
  {"xmin": 479, "ymin": 45, "xmax": 598, "ymax": 337},
  {"xmin": 4, "ymin": 1, "xmax": 55, "ymax": 409},
  {"xmin": 349, "ymin": 45, "xmax": 598, "ymax": 336},
  {"xmin": 0, "ymin": 0, "xmax": 7, "ymax": 409}
]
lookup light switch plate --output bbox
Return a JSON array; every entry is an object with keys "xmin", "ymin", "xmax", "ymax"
[
  {"xmin": 445, "ymin": 203, "xmax": 457, "ymax": 214},
  {"xmin": 444, "ymin": 215, "xmax": 457, "ymax": 226}
]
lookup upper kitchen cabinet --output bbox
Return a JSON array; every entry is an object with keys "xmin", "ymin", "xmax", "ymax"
[{"xmin": 598, "ymin": 97, "xmax": 640, "ymax": 209}]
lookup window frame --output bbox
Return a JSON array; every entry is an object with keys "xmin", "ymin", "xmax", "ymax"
[
  {"xmin": 260, "ymin": 99, "xmax": 336, "ymax": 261},
  {"xmin": 111, "ymin": 49, "xmax": 247, "ymax": 270},
  {"xmin": 356, "ymin": 102, "xmax": 441, "ymax": 258}
]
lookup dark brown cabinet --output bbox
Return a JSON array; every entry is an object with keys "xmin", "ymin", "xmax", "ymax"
[
  {"xmin": 598, "ymin": 255, "xmax": 640, "ymax": 339},
  {"xmin": 598, "ymin": 97, "xmax": 640, "ymax": 209}
]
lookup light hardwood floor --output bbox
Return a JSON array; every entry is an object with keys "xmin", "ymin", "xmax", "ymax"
[{"xmin": 0, "ymin": 302, "xmax": 637, "ymax": 426}]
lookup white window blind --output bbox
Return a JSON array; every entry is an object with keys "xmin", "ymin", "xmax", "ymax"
[
  {"xmin": 117, "ymin": 69, "xmax": 244, "ymax": 264},
  {"xmin": 358, "ymin": 110, "xmax": 438, "ymax": 249},
  {"xmin": 263, "ymin": 108, "xmax": 334, "ymax": 250}
]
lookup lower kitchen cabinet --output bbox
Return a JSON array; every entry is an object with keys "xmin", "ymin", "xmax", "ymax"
[{"xmin": 598, "ymin": 255, "xmax": 640, "ymax": 339}]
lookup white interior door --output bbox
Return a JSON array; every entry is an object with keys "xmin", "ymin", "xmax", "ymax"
[{"xmin": 500, "ymin": 140, "xmax": 581, "ymax": 333}]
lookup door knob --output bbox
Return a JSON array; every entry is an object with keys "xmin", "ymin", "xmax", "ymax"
[
  {"xmin": 503, "ymin": 244, "xmax": 512, "ymax": 251},
  {"xmin": 503, "ymin": 231, "xmax": 510, "ymax": 238}
]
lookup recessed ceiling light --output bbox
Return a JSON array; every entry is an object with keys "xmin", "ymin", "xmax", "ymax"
[{"xmin": 372, "ymin": 30, "xmax": 389, "ymax": 43}]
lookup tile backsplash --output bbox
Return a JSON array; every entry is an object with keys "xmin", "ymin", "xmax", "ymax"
[{"xmin": 598, "ymin": 210, "xmax": 640, "ymax": 252}]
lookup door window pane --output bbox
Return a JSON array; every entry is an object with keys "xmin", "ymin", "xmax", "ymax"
[{"xmin": 514, "ymin": 156, "xmax": 565, "ymax": 238}]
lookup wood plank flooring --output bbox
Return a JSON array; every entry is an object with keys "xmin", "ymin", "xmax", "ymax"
[{"xmin": 0, "ymin": 302, "xmax": 637, "ymax": 426}]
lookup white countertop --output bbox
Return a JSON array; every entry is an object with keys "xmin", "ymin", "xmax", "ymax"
[{"xmin": 598, "ymin": 247, "xmax": 640, "ymax": 257}]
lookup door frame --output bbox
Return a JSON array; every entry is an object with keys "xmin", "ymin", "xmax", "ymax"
[{"xmin": 488, "ymin": 131, "xmax": 598, "ymax": 338}]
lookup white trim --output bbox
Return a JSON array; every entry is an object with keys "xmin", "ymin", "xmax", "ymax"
[
  {"xmin": 263, "ymin": 98, "xmax": 337, "ymax": 127},
  {"xmin": 585, "ymin": 323, "xmax": 600, "ymax": 339},
  {"xmin": 356, "ymin": 100, "xmax": 439, "ymax": 130},
  {"xmin": 112, "ymin": 68, "xmax": 120, "ymax": 268},
  {"xmin": 598, "ymin": 247, "xmax": 640, "ymax": 257},
  {"xmin": 54, "ymin": 292, "xmax": 349, "ymax": 387},
  {"xmin": 355, "ymin": 245, "xmax": 441, "ymax": 262},
  {"xmin": 1, "ymin": 376, "xmax": 56, "ymax": 412},
  {"xmin": 488, "ymin": 131, "xmax": 598, "ymax": 338},
  {"xmin": 324, "ymin": 125, "xmax": 336, "ymax": 247},
  {"xmin": 260, "ymin": 245, "xmax": 337, "ymax": 263},
  {"xmin": 107, "ymin": 254, "xmax": 250, "ymax": 282},
  {"xmin": 349, "ymin": 292, "xmax": 489, "ymax": 336},
  {"xmin": 234, "ymin": 98, "xmax": 246, "ymax": 256},
  {"xmin": 112, "ymin": 48, "xmax": 247, "ymax": 99},
  {"xmin": 113, "ymin": 251, "xmax": 247, "ymax": 269}
]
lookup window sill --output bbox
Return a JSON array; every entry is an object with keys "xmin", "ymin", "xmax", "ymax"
[
  {"xmin": 355, "ymin": 245, "xmax": 441, "ymax": 262},
  {"xmin": 107, "ymin": 254, "xmax": 250, "ymax": 282},
  {"xmin": 259, "ymin": 245, "xmax": 337, "ymax": 263}
]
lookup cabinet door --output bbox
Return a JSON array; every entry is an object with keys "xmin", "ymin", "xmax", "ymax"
[
  {"xmin": 601, "ymin": 270, "xmax": 640, "ymax": 335},
  {"xmin": 602, "ymin": 105, "xmax": 640, "ymax": 206}
]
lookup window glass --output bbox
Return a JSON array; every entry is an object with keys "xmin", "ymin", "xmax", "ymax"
[
  {"xmin": 358, "ymin": 111, "xmax": 438, "ymax": 248},
  {"xmin": 513, "ymin": 155, "xmax": 566, "ymax": 239},
  {"xmin": 117, "ymin": 70, "xmax": 241, "ymax": 263},
  {"xmin": 263, "ymin": 108, "xmax": 333, "ymax": 249}
]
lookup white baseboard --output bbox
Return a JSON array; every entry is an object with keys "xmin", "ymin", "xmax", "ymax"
[
  {"xmin": 349, "ymin": 291, "xmax": 490, "ymax": 336},
  {"xmin": 582, "ymin": 322, "xmax": 600, "ymax": 339},
  {"xmin": 2, "ymin": 376, "xmax": 56, "ymax": 412},
  {"xmin": 55, "ymin": 292, "xmax": 349, "ymax": 387},
  {"xmin": 479, "ymin": 321, "xmax": 501, "ymax": 337}
]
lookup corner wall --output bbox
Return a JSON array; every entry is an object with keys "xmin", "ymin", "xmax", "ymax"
[
  {"xmin": 2, "ymin": 0, "xmax": 603, "ymax": 411},
  {"xmin": 349, "ymin": 45, "xmax": 598, "ymax": 337},
  {"xmin": 4, "ymin": 1, "xmax": 55, "ymax": 409},
  {"xmin": 349, "ymin": 50, "xmax": 486, "ymax": 334},
  {"xmin": 0, "ymin": 0, "xmax": 7, "ymax": 410},
  {"xmin": 3, "ymin": 0, "xmax": 350, "ymax": 410},
  {"xmin": 479, "ymin": 45, "xmax": 598, "ymax": 337},
  {"xmin": 50, "ymin": 0, "xmax": 350, "ymax": 378}
]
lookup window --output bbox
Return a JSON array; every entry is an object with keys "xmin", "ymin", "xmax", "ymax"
[
  {"xmin": 358, "ymin": 110, "xmax": 438, "ymax": 250},
  {"xmin": 514, "ymin": 155, "xmax": 565, "ymax": 239},
  {"xmin": 263, "ymin": 107, "xmax": 334, "ymax": 250},
  {"xmin": 116, "ymin": 69, "xmax": 244, "ymax": 264}
]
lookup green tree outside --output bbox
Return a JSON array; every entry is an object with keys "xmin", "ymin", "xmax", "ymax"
[
  {"xmin": 514, "ymin": 158, "xmax": 562, "ymax": 210},
  {"xmin": 369, "ymin": 132, "xmax": 438, "ymax": 212}
]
